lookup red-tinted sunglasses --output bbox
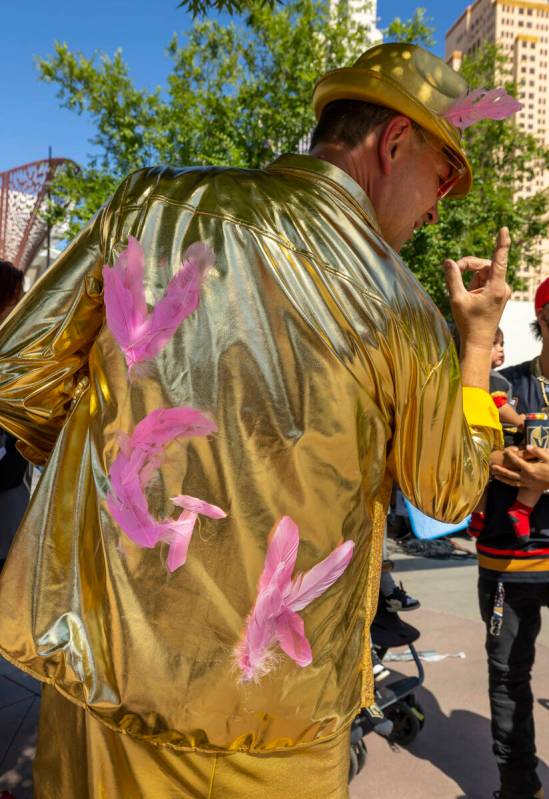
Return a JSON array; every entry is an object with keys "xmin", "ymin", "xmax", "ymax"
[{"xmin": 416, "ymin": 127, "xmax": 467, "ymax": 200}]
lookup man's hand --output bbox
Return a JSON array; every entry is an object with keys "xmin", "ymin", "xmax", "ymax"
[
  {"xmin": 492, "ymin": 445, "xmax": 549, "ymax": 492},
  {"xmin": 444, "ymin": 228, "xmax": 512, "ymax": 391},
  {"xmin": 489, "ymin": 449, "xmax": 505, "ymax": 470},
  {"xmin": 444, "ymin": 227, "xmax": 512, "ymax": 350}
]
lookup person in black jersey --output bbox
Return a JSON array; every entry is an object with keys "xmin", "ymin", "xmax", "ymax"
[{"xmin": 476, "ymin": 277, "xmax": 549, "ymax": 799}]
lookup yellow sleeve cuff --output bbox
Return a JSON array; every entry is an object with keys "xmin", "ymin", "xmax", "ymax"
[{"xmin": 463, "ymin": 386, "xmax": 503, "ymax": 442}]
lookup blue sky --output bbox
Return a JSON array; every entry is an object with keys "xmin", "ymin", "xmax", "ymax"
[{"xmin": 1, "ymin": 0, "xmax": 468, "ymax": 173}]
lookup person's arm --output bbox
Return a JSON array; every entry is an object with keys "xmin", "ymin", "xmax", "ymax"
[
  {"xmin": 492, "ymin": 446, "xmax": 549, "ymax": 492},
  {"xmin": 387, "ymin": 229, "xmax": 511, "ymax": 522},
  {"xmin": 498, "ymin": 402, "xmax": 525, "ymax": 428},
  {"xmin": 0, "ymin": 212, "xmax": 106, "ymax": 464}
]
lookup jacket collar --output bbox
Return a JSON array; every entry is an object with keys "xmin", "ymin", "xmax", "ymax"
[{"xmin": 266, "ymin": 154, "xmax": 382, "ymax": 236}]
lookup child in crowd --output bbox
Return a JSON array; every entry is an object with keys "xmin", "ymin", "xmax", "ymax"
[{"xmin": 469, "ymin": 327, "xmax": 541, "ymax": 541}]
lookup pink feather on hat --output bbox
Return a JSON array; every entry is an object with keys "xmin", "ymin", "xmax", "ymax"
[{"xmin": 443, "ymin": 87, "xmax": 522, "ymax": 129}]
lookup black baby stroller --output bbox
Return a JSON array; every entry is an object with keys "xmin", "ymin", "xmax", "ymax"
[{"xmin": 348, "ymin": 599, "xmax": 426, "ymax": 781}]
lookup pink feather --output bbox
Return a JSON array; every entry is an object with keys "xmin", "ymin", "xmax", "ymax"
[
  {"xmin": 242, "ymin": 514, "xmax": 300, "ymax": 677},
  {"xmin": 236, "ymin": 517, "xmax": 354, "ymax": 682},
  {"xmin": 102, "ymin": 266, "xmax": 144, "ymax": 353},
  {"xmin": 107, "ymin": 449, "xmax": 160, "ymax": 548},
  {"xmin": 163, "ymin": 510, "xmax": 197, "ymax": 573},
  {"xmin": 129, "ymin": 261, "xmax": 200, "ymax": 365},
  {"xmin": 276, "ymin": 608, "xmax": 312, "ymax": 667},
  {"xmin": 106, "ymin": 406, "xmax": 226, "ymax": 567},
  {"xmin": 171, "ymin": 494, "xmax": 227, "ymax": 519},
  {"xmin": 285, "ymin": 540, "xmax": 355, "ymax": 612},
  {"xmin": 116, "ymin": 236, "xmax": 148, "ymax": 319},
  {"xmin": 163, "ymin": 495, "xmax": 227, "ymax": 571},
  {"xmin": 238, "ymin": 576, "xmax": 285, "ymax": 682},
  {"xmin": 103, "ymin": 238, "xmax": 214, "ymax": 372},
  {"xmin": 259, "ymin": 515, "xmax": 299, "ymax": 593},
  {"xmin": 443, "ymin": 88, "xmax": 522, "ymax": 129},
  {"xmin": 130, "ymin": 407, "xmax": 217, "ymax": 451}
]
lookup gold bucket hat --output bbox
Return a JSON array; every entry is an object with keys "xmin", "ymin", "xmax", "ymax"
[{"xmin": 313, "ymin": 43, "xmax": 473, "ymax": 198}]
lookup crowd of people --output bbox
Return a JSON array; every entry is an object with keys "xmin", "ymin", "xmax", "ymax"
[{"xmin": 0, "ymin": 40, "xmax": 547, "ymax": 799}]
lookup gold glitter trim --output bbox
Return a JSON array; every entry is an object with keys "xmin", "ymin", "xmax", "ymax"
[{"xmin": 360, "ymin": 475, "xmax": 392, "ymax": 708}]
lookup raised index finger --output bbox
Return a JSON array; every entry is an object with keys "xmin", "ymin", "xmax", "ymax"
[{"xmin": 491, "ymin": 227, "xmax": 511, "ymax": 281}]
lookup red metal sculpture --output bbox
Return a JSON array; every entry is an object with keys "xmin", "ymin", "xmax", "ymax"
[{"xmin": 0, "ymin": 158, "xmax": 75, "ymax": 272}]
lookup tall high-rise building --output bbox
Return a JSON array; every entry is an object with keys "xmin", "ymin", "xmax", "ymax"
[
  {"xmin": 344, "ymin": 0, "xmax": 382, "ymax": 40},
  {"xmin": 446, "ymin": 0, "xmax": 549, "ymax": 301}
]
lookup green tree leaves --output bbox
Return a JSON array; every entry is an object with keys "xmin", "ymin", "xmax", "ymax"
[
  {"xmin": 383, "ymin": 7, "xmax": 435, "ymax": 48},
  {"xmin": 39, "ymin": 0, "xmax": 382, "ymax": 237},
  {"xmin": 401, "ymin": 43, "xmax": 549, "ymax": 313},
  {"xmin": 39, "ymin": 8, "xmax": 545, "ymax": 312}
]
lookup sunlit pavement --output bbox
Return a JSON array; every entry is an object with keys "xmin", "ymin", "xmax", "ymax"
[
  {"xmin": 351, "ymin": 552, "xmax": 549, "ymax": 799},
  {"xmin": 0, "ymin": 658, "xmax": 39, "ymax": 799}
]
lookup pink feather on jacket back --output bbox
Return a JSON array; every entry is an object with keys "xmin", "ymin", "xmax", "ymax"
[
  {"xmin": 236, "ymin": 516, "xmax": 354, "ymax": 682},
  {"xmin": 102, "ymin": 237, "xmax": 215, "ymax": 373},
  {"xmin": 106, "ymin": 406, "xmax": 226, "ymax": 569}
]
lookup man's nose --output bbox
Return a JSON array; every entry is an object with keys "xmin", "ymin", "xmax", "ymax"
[{"xmin": 425, "ymin": 203, "xmax": 439, "ymax": 225}]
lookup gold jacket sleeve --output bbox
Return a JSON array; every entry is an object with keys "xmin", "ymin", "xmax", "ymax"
[
  {"xmin": 386, "ymin": 321, "xmax": 501, "ymax": 523},
  {"xmin": 0, "ymin": 216, "xmax": 105, "ymax": 464}
]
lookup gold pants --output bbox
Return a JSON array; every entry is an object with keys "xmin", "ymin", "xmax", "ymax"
[{"xmin": 34, "ymin": 686, "xmax": 351, "ymax": 798}]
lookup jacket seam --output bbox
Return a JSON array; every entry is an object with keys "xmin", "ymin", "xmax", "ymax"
[{"xmin": 112, "ymin": 192, "xmax": 448, "ymax": 378}]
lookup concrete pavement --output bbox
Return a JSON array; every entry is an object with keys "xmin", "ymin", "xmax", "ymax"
[
  {"xmin": 0, "ymin": 658, "xmax": 39, "ymax": 799},
  {"xmin": 350, "ymin": 551, "xmax": 549, "ymax": 799}
]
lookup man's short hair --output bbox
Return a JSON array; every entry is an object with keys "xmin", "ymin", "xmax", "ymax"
[
  {"xmin": 310, "ymin": 100, "xmax": 399, "ymax": 150},
  {"xmin": 531, "ymin": 302, "xmax": 549, "ymax": 340}
]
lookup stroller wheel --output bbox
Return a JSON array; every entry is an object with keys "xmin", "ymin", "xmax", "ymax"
[
  {"xmin": 405, "ymin": 697, "xmax": 426, "ymax": 730},
  {"xmin": 348, "ymin": 738, "xmax": 367, "ymax": 782},
  {"xmin": 386, "ymin": 700, "xmax": 421, "ymax": 746}
]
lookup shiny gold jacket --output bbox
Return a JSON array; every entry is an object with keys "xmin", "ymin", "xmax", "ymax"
[{"xmin": 0, "ymin": 155, "xmax": 500, "ymax": 752}]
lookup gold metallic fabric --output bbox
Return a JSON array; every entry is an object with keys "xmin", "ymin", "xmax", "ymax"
[
  {"xmin": 0, "ymin": 154, "xmax": 499, "ymax": 754},
  {"xmin": 34, "ymin": 686, "xmax": 351, "ymax": 799}
]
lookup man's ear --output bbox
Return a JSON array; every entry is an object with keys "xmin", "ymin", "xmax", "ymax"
[{"xmin": 378, "ymin": 116, "xmax": 414, "ymax": 177}]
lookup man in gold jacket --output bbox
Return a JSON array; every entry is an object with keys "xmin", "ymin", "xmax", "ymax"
[{"xmin": 0, "ymin": 44, "xmax": 509, "ymax": 798}]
